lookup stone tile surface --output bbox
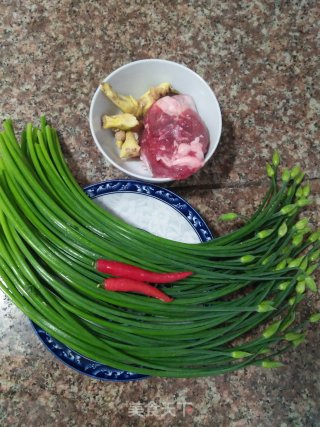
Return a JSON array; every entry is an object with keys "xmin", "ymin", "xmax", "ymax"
[{"xmin": 0, "ymin": 1, "xmax": 319, "ymax": 426}]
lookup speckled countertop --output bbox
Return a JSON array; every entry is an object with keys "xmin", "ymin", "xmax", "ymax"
[{"xmin": 1, "ymin": 1, "xmax": 320, "ymax": 426}]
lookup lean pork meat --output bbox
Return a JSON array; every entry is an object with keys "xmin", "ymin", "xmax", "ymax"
[{"xmin": 140, "ymin": 95, "xmax": 209, "ymax": 180}]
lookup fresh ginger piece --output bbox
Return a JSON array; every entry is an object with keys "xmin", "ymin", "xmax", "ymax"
[
  {"xmin": 120, "ymin": 132, "xmax": 140, "ymax": 159},
  {"xmin": 115, "ymin": 131, "xmax": 126, "ymax": 148},
  {"xmin": 115, "ymin": 130, "xmax": 126, "ymax": 141},
  {"xmin": 102, "ymin": 113, "xmax": 139, "ymax": 130},
  {"xmin": 137, "ymin": 82, "xmax": 177, "ymax": 116},
  {"xmin": 116, "ymin": 139, "xmax": 124, "ymax": 148},
  {"xmin": 100, "ymin": 83, "xmax": 139, "ymax": 115}
]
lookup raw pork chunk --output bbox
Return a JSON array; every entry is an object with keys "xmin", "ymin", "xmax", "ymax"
[{"xmin": 140, "ymin": 95, "xmax": 209, "ymax": 180}]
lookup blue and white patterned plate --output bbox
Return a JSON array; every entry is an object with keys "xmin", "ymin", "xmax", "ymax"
[{"xmin": 32, "ymin": 179, "xmax": 213, "ymax": 381}]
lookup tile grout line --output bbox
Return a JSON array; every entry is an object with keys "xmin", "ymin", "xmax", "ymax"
[{"xmin": 170, "ymin": 176, "xmax": 320, "ymax": 192}]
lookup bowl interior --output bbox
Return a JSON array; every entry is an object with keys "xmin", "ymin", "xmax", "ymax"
[{"xmin": 89, "ymin": 59, "xmax": 222, "ymax": 182}]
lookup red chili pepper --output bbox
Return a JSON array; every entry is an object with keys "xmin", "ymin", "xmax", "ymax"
[
  {"xmin": 103, "ymin": 278, "xmax": 174, "ymax": 303},
  {"xmin": 96, "ymin": 259, "xmax": 192, "ymax": 283}
]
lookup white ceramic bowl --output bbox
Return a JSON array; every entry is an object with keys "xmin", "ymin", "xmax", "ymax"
[{"xmin": 89, "ymin": 59, "xmax": 222, "ymax": 182}]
